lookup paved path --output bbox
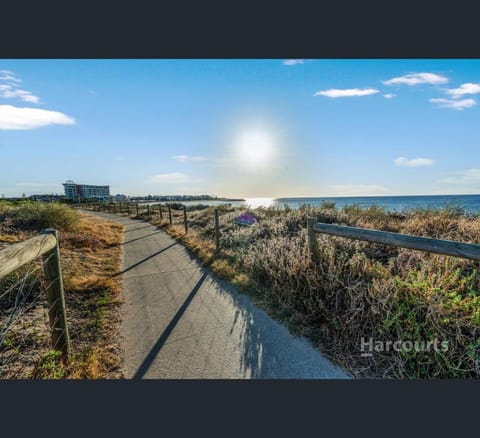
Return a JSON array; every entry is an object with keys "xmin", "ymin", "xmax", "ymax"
[{"xmin": 89, "ymin": 211, "xmax": 349, "ymax": 379}]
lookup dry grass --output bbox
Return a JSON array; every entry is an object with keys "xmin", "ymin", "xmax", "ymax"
[
  {"xmin": 144, "ymin": 203, "xmax": 480, "ymax": 378},
  {"xmin": 0, "ymin": 202, "xmax": 123, "ymax": 379}
]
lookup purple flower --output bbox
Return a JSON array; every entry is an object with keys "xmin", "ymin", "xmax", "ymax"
[{"xmin": 235, "ymin": 213, "xmax": 257, "ymax": 226}]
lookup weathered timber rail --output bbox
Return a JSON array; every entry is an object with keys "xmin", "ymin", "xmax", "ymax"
[
  {"xmin": 0, "ymin": 229, "xmax": 70, "ymax": 358},
  {"xmin": 307, "ymin": 220, "xmax": 480, "ymax": 261}
]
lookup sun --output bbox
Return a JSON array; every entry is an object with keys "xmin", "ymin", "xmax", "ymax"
[{"xmin": 236, "ymin": 129, "xmax": 274, "ymax": 167}]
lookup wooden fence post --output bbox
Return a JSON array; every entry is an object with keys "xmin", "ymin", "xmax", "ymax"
[
  {"xmin": 168, "ymin": 204, "xmax": 172, "ymax": 226},
  {"xmin": 147, "ymin": 204, "xmax": 151, "ymax": 217},
  {"xmin": 40, "ymin": 229, "xmax": 70, "ymax": 359},
  {"xmin": 135, "ymin": 203, "xmax": 139, "ymax": 216},
  {"xmin": 183, "ymin": 205, "xmax": 188, "ymax": 234},
  {"xmin": 159, "ymin": 204, "xmax": 163, "ymax": 220},
  {"xmin": 307, "ymin": 218, "xmax": 319, "ymax": 262},
  {"xmin": 214, "ymin": 208, "xmax": 220, "ymax": 255}
]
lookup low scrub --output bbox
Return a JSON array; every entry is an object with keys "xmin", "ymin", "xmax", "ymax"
[{"xmin": 0, "ymin": 201, "xmax": 80, "ymax": 232}]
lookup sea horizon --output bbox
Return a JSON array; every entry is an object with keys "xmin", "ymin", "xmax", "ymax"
[{"xmin": 164, "ymin": 193, "xmax": 480, "ymax": 214}]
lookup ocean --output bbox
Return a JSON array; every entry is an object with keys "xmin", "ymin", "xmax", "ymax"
[{"xmin": 174, "ymin": 194, "xmax": 480, "ymax": 214}]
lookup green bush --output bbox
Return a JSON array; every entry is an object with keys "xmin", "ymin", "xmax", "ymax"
[
  {"xmin": 320, "ymin": 201, "xmax": 336, "ymax": 210},
  {"xmin": 9, "ymin": 202, "xmax": 80, "ymax": 231},
  {"xmin": 342, "ymin": 204, "xmax": 363, "ymax": 218}
]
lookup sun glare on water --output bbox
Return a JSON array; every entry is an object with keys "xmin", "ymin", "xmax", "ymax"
[{"xmin": 245, "ymin": 197, "xmax": 275, "ymax": 208}]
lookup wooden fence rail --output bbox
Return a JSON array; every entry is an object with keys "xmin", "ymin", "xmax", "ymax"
[
  {"xmin": 0, "ymin": 229, "xmax": 70, "ymax": 358},
  {"xmin": 214, "ymin": 208, "xmax": 220, "ymax": 255},
  {"xmin": 168, "ymin": 204, "xmax": 172, "ymax": 226},
  {"xmin": 0, "ymin": 233, "xmax": 56, "ymax": 279},
  {"xmin": 309, "ymin": 220, "xmax": 480, "ymax": 261},
  {"xmin": 80, "ymin": 201, "xmax": 191, "ymax": 234}
]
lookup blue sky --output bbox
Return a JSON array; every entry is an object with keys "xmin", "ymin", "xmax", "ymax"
[{"xmin": 1, "ymin": 59, "xmax": 480, "ymax": 198}]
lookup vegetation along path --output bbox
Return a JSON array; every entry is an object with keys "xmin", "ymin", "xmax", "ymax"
[{"xmin": 89, "ymin": 211, "xmax": 349, "ymax": 379}]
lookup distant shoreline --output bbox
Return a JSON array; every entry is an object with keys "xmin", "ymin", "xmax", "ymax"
[
  {"xmin": 140, "ymin": 193, "xmax": 480, "ymax": 214},
  {"xmin": 274, "ymin": 193, "xmax": 480, "ymax": 200}
]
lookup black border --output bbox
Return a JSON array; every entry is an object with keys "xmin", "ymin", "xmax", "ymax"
[
  {"xmin": 1, "ymin": 1, "xmax": 479, "ymax": 58},
  {"xmin": 1, "ymin": 380, "xmax": 479, "ymax": 433}
]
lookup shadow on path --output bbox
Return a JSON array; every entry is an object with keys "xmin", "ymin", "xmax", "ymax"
[
  {"xmin": 113, "ymin": 242, "xmax": 178, "ymax": 277},
  {"xmin": 133, "ymin": 271, "xmax": 209, "ymax": 379},
  {"xmin": 122, "ymin": 231, "xmax": 163, "ymax": 245},
  {"xmin": 209, "ymin": 278, "xmax": 349, "ymax": 378},
  {"xmin": 124, "ymin": 224, "xmax": 153, "ymax": 233}
]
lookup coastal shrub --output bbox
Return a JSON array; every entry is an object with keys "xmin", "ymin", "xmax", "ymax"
[
  {"xmin": 364, "ymin": 205, "xmax": 387, "ymax": 221},
  {"xmin": 320, "ymin": 201, "xmax": 336, "ymax": 210},
  {"xmin": 8, "ymin": 202, "xmax": 80, "ymax": 232},
  {"xmin": 342, "ymin": 204, "xmax": 362, "ymax": 218}
]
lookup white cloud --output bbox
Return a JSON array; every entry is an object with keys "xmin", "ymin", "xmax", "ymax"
[
  {"xmin": 0, "ymin": 84, "xmax": 39, "ymax": 103},
  {"xmin": 445, "ymin": 83, "xmax": 480, "ymax": 99},
  {"xmin": 149, "ymin": 172, "xmax": 192, "ymax": 184},
  {"xmin": 383, "ymin": 93, "xmax": 396, "ymax": 99},
  {"xmin": 0, "ymin": 70, "xmax": 40, "ymax": 104},
  {"xmin": 314, "ymin": 88, "xmax": 379, "ymax": 98},
  {"xmin": 283, "ymin": 59, "xmax": 304, "ymax": 66},
  {"xmin": 328, "ymin": 184, "xmax": 388, "ymax": 196},
  {"xmin": 394, "ymin": 157, "xmax": 435, "ymax": 167},
  {"xmin": 439, "ymin": 169, "xmax": 480, "ymax": 184},
  {"xmin": 172, "ymin": 154, "xmax": 207, "ymax": 162},
  {"xmin": 0, "ymin": 105, "xmax": 75, "ymax": 130},
  {"xmin": 429, "ymin": 97, "xmax": 476, "ymax": 110},
  {"xmin": 383, "ymin": 72, "xmax": 448, "ymax": 86},
  {"xmin": 0, "ymin": 70, "xmax": 21, "ymax": 83},
  {"xmin": 0, "ymin": 71, "xmax": 73, "ymax": 129}
]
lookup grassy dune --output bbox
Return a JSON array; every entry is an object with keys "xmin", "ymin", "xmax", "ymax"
[
  {"xmin": 147, "ymin": 202, "xmax": 480, "ymax": 378},
  {"xmin": 0, "ymin": 201, "xmax": 123, "ymax": 378}
]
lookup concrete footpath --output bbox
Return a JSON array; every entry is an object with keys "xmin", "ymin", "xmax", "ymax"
[{"xmin": 89, "ymin": 211, "xmax": 350, "ymax": 379}]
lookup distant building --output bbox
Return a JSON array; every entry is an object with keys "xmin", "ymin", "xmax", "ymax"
[{"xmin": 63, "ymin": 180, "xmax": 110, "ymax": 200}]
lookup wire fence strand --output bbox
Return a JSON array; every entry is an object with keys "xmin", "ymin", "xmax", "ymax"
[{"xmin": 0, "ymin": 252, "xmax": 54, "ymax": 378}]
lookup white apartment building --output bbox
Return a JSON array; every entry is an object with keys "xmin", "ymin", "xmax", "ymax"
[{"xmin": 63, "ymin": 180, "xmax": 110, "ymax": 200}]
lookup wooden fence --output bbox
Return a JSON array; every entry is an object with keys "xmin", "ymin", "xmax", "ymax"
[
  {"xmin": 0, "ymin": 229, "xmax": 70, "ymax": 358},
  {"xmin": 79, "ymin": 202, "xmax": 191, "ymax": 231},
  {"xmin": 78, "ymin": 201, "xmax": 222, "ymax": 253},
  {"xmin": 307, "ymin": 219, "xmax": 480, "ymax": 262}
]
